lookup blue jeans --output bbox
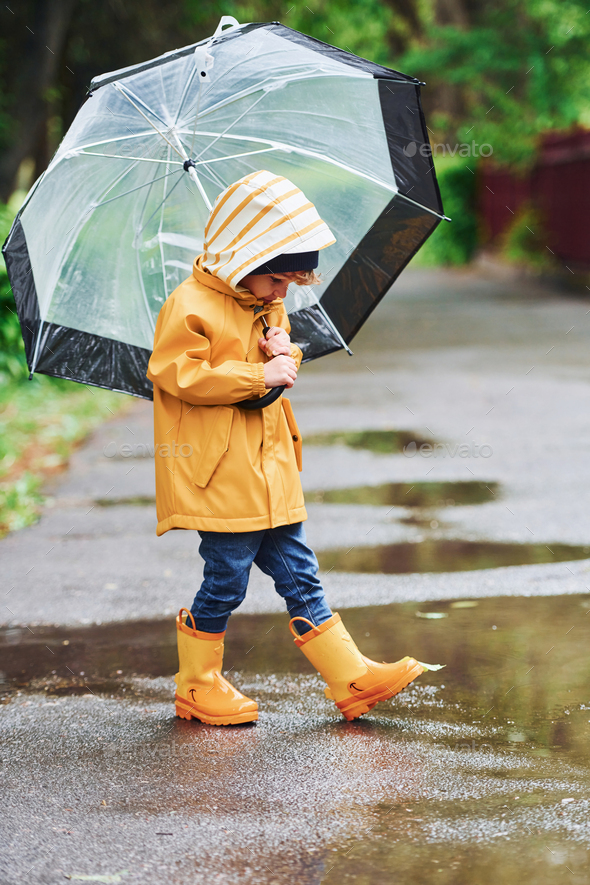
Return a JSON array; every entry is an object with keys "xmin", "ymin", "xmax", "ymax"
[{"xmin": 188, "ymin": 523, "xmax": 332, "ymax": 634}]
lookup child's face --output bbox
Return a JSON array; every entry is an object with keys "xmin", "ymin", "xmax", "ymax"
[{"xmin": 240, "ymin": 273, "xmax": 291, "ymax": 303}]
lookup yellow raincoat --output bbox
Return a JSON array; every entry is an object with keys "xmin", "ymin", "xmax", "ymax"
[{"xmin": 146, "ymin": 170, "xmax": 335, "ymax": 536}]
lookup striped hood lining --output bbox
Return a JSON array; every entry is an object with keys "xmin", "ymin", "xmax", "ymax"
[{"xmin": 199, "ymin": 170, "xmax": 336, "ymax": 291}]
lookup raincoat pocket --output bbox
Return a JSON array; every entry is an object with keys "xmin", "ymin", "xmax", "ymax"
[
  {"xmin": 191, "ymin": 406, "xmax": 234, "ymax": 488},
  {"xmin": 281, "ymin": 398, "xmax": 302, "ymax": 472}
]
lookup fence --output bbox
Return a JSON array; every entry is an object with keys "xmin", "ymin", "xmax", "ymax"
[{"xmin": 479, "ymin": 128, "xmax": 590, "ymax": 269}]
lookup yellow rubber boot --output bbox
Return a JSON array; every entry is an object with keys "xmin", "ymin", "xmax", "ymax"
[
  {"xmin": 289, "ymin": 613, "xmax": 425, "ymax": 721},
  {"xmin": 175, "ymin": 608, "xmax": 258, "ymax": 726}
]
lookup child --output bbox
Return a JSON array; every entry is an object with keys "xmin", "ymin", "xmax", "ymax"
[{"xmin": 147, "ymin": 170, "xmax": 425, "ymax": 726}]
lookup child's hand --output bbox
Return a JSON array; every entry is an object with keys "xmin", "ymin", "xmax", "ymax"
[
  {"xmin": 263, "ymin": 355, "xmax": 298, "ymax": 389},
  {"xmin": 258, "ymin": 326, "xmax": 291, "ymax": 357}
]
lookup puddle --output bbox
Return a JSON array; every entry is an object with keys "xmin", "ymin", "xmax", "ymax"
[
  {"xmin": 94, "ymin": 481, "xmax": 500, "ymax": 513},
  {"xmin": 3, "ymin": 593, "xmax": 590, "ymax": 768},
  {"xmin": 2, "ymin": 593, "xmax": 590, "ymax": 709},
  {"xmin": 4, "ymin": 595, "xmax": 590, "ymax": 883},
  {"xmin": 327, "ymin": 839, "xmax": 590, "ymax": 885},
  {"xmin": 316, "ymin": 540, "xmax": 590, "ymax": 574},
  {"xmin": 95, "ymin": 495, "xmax": 156, "ymax": 507},
  {"xmin": 309, "ymin": 480, "xmax": 499, "ymax": 507},
  {"xmin": 0, "ymin": 619, "xmax": 179, "ymax": 695},
  {"xmin": 303, "ymin": 428, "xmax": 433, "ymax": 453}
]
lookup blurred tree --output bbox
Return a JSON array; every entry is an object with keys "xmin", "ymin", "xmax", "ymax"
[
  {"xmin": 397, "ymin": 0, "xmax": 590, "ymax": 166},
  {"xmin": 0, "ymin": 0, "xmax": 227, "ymax": 200},
  {"xmin": 231, "ymin": 0, "xmax": 396, "ymax": 66},
  {"xmin": 0, "ymin": 0, "xmax": 417, "ymax": 201},
  {"xmin": 1, "ymin": 0, "xmax": 588, "ymax": 196},
  {"xmin": 0, "ymin": 1, "xmax": 76, "ymax": 200}
]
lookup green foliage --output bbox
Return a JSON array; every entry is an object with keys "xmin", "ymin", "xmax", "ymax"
[
  {"xmin": 0, "ymin": 374, "xmax": 127, "ymax": 480},
  {"xmin": 224, "ymin": 0, "xmax": 395, "ymax": 66},
  {"xmin": 0, "ymin": 472, "xmax": 43, "ymax": 536},
  {"xmin": 411, "ymin": 159, "xmax": 478, "ymax": 266},
  {"xmin": 0, "ymin": 198, "xmax": 129, "ymax": 535},
  {"xmin": 0, "ymin": 202, "xmax": 27, "ymax": 382},
  {"xmin": 499, "ymin": 203, "xmax": 555, "ymax": 270},
  {"xmin": 399, "ymin": 0, "xmax": 590, "ymax": 167},
  {"xmin": 0, "ymin": 373, "xmax": 127, "ymax": 536}
]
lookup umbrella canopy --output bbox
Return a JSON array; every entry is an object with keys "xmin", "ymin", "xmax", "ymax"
[{"xmin": 2, "ymin": 16, "xmax": 447, "ymax": 400}]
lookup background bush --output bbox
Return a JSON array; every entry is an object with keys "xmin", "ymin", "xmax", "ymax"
[
  {"xmin": 0, "ymin": 203, "xmax": 27, "ymax": 383},
  {"xmin": 411, "ymin": 159, "xmax": 478, "ymax": 267}
]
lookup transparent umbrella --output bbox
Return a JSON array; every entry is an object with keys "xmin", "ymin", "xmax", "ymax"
[{"xmin": 2, "ymin": 16, "xmax": 448, "ymax": 399}]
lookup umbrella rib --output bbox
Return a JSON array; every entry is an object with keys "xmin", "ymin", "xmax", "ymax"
[
  {"xmin": 178, "ymin": 67, "xmax": 417, "ymax": 134},
  {"xmin": 180, "ymin": 69, "xmax": 371, "ymax": 124},
  {"xmin": 189, "ymin": 78, "xmax": 204, "ymax": 157},
  {"xmin": 158, "ymin": 145, "xmax": 173, "ymax": 303},
  {"xmin": 90, "ymin": 126, "xmax": 183, "ymax": 209},
  {"xmin": 175, "ymin": 127, "xmax": 397, "ymax": 195},
  {"xmin": 112, "ymin": 81, "xmax": 169, "ymax": 128},
  {"xmin": 193, "ymin": 92, "xmax": 267, "ymax": 163},
  {"xmin": 174, "ymin": 65, "xmax": 198, "ymax": 126},
  {"xmin": 112, "ymin": 82, "xmax": 185, "ymax": 160},
  {"xmin": 135, "ymin": 248, "xmax": 155, "ymax": 336},
  {"xmin": 69, "ymin": 132, "xmax": 161, "ymax": 152},
  {"xmin": 93, "ymin": 168, "xmax": 184, "ymax": 209},
  {"xmin": 79, "ymin": 150, "xmax": 184, "ymax": 165},
  {"xmin": 316, "ymin": 300, "xmax": 353, "ymax": 355},
  {"xmin": 182, "ymin": 146, "xmax": 276, "ymax": 167},
  {"xmin": 196, "ymin": 164, "xmax": 228, "ymax": 191},
  {"xmin": 28, "ymin": 319, "xmax": 46, "ymax": 376},
  {"xmin": 254, "ymin": 143, "xmax": 396, "ymax": 194},
  {"xmin": 136, "ymin": 171, "xmax": 186, "ymax": 236},
  {"xmin": 30, "ymin": 153, "xmax": 152, "ymax": 352},
  {"xmin": 133, "ymin": 145, "xmax": 178, "ymax": 337},
  {"xmin": 396, "ymin": 190, "xmax": 451, "ymax": 222},
  {"xmin": 290, "ymin": 292, "xmax": 352, "ymax": 356},
  {"xmin": 162, "ymin": 126, "xmax": 213, "ymax": 212}
]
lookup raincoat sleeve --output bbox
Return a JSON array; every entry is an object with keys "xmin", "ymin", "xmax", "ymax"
[
  {"xmin": 275, "ymin": 303, "xmax": 303, "ymax": 369},
  {"xmin": 146, "ymin": 299, "xmax": 267, "ymax": 406}
]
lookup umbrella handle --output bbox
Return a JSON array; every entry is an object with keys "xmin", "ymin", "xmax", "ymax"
[
  {"xmin": 236, "ymin": 384, "xmax": 287, "ymax": 410},
  {"xmin": 235, "ymin": 317, "xmax": 287, "ymax": 410}
]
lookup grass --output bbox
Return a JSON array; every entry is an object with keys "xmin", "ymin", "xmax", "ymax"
[
  {"xmin": 0, "ymin": 374, "xmax": 130, "ymax": 537},
  {"xmin": 1, "ymin": 195, "xmax": 131, "ymax": 536}
]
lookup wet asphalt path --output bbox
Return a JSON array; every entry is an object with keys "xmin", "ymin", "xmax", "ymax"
[
  {"xmin": 3, "ymin": 267, "xmax": 590, "ymax": 626},
  {"xmin": 2, "ymin": 266, "xmax": 590, "ymax": 883},
  {"xmin": 3, "ymin": 595, "xmax": 590, "ymax": 884}
]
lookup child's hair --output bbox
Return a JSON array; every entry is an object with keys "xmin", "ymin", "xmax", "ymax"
[{"xmin": 279, "ymin": 270, "xmax": 322, "ymax": 286}]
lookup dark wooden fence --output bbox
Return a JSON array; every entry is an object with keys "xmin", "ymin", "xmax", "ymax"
[{"xmin": 479, "ymin": 128, "xmax": 590, "ymax": 269}]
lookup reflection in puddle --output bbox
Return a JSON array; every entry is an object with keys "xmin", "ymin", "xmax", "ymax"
[
  {"xmin": 2, "ymin": 594, "xmax": 589, "ymax": 706},
  {"xmin": 327, "ymin": 838, "xmax": 589, "ymax": 885},
  {"xmin": 3, "ymin": 594, "xmax": 590, "ymax": 754},
  {"xmin": 316, "ymin": 540, "xmax": 590, "ymax": 574},
  {"xmin": 96, "ymin": 495, "xmax": 155, "ymax": 507},
  {"xmin": 310, "ymin": 480, "xmax": 499, "ymax": 507},
  {"xmin": 303, "ymin": 428, "xmax": 433, "ymax": 453}
]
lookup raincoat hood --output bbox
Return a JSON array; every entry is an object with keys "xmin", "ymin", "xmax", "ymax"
[{"xmin": 199, "ymin": 169, "xmax": 336, "ymax": 291}]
